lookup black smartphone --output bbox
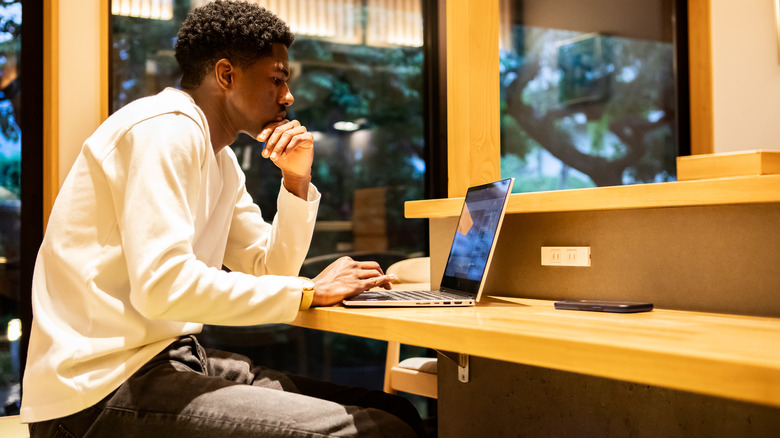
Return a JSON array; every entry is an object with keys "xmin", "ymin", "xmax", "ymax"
[{"xmin": 554, "ymin": 299, "xmax": 653, "ymax": 313}]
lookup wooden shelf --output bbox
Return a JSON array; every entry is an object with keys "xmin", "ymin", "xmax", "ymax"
[
  {"xmin": 677, "ymin": 150, "xmax": 780, "ymax": 181},
  {"xmin": 405, "ymin": 175, "xmax": 780, "ymax": 218},
  {"xmin": 291, "ymin": 296, "xmax": 780, "ymax": 408}
]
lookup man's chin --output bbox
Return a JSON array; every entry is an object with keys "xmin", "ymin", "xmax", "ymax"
[{"xmin": 237, "ymin": 128, "xmax": 263, "ymax": 142}]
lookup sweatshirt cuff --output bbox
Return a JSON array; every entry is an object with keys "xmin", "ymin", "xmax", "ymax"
[{"xmin": 280, "ymin": 179, "xmax": 321, "ymax": 203}]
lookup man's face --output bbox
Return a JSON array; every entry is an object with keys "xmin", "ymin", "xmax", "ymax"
[{"xmin": 227, "ymin": 43, "xmax": 294, "ymax": 138}]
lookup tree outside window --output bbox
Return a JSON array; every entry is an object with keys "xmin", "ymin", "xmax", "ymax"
[{"xmin": 500, "ymin": 0, "xmax": 681, "ymax": 193}]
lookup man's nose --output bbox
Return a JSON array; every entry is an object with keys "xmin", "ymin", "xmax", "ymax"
[{"xmin": 281, "ymin": 88, "xmax": 294, "ymax": 107}]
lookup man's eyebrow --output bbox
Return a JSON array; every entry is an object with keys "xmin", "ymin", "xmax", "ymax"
[{"xmin": 276, "ymin": 66, "xmax": 290, "ymax": 78}]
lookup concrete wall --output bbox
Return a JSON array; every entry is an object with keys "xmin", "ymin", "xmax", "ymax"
[
  {"xmin": 437, "ymin": 354, "xmax": 780, "ymax": 437},
  {"xmin": 430, "ymin": 201, "xmax": 780, "ymax": 437},
  {"xmin": 431, "ymin": 203, "xmax": 780, "ymax": 318}
]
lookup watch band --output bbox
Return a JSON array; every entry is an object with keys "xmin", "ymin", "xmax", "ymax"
[{"xmin": 299, "ymin": 279, "xmax": 315, "ymax": 310}]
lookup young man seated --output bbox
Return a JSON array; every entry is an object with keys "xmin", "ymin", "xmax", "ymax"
[{"xmin": 21, "ymin": 1, "xmax": 425, "ymax": 436}]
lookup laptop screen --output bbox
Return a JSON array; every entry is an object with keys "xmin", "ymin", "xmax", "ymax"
[{"xmin": 440, "ymin": 178, "xmax": 514, "ymax": 296}]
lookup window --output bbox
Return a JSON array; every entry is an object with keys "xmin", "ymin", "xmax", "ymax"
[
  {"xmin": 110, "ymin": 0, "xmax": 431, "ymax": 410},
  {"xmin": 499, "ymin": 0, "xmax": 688, "ymax": 192},
  {"xmin": 0, "ymin": 0, "xmax": 21, "ymax": 417},
  {"xmin": 111, "ymin": 1, "xmax": 427, "ymax": 259}
]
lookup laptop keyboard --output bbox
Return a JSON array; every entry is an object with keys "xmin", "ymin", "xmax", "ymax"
[{"xmin": 361, "ymin": 289, "xmax": 465, "ymax": 301}]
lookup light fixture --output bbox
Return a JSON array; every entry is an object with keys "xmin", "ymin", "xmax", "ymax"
[
  {"xmin": 333, "ymin": 121, "xmax": 361, "ymax": 132},
  {"xmin": 251, "ymin": 0, "xmax": 422, "ymax": 47},
  {"xmin": 112, "ymin": 0, "xmax": 174, "ymax": 20},
  {"xmin": 7, "ymin": 318, "xmax": 21, "ymax": 342}
]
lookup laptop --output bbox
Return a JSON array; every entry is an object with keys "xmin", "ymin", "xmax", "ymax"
[{"xmin": 343, "ymin": 177, "xmax": 514, "ymax": 307}]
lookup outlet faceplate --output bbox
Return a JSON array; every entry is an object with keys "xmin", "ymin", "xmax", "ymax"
[{"xmin": 541, "ymin": 246, "xmax": 591, "ymax": 267}]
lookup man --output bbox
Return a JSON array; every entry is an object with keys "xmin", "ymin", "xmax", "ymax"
[{"xmin": 21, "ymin": 1, "xmax": 424, "ymax": 436}]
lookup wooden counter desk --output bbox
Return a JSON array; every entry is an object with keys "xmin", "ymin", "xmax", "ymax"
[
  {"xmin": 295, "ymin": 169, "xmax": 780, "ymax": 434},
  {"xmin": 290, "ymin": 292, "xmax": 780, "ymax": 409}
]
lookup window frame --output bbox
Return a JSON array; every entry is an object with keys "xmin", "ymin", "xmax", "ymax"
[
  {"xmin": 444, "ymin": 0, "xmax": 710, "ymax": 197},
  {"xmin": 21, "ymin": 0, "xmax": 712, "ymax": 376}
]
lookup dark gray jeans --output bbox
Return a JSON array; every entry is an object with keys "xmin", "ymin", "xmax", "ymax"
[{"xmin": 29, "ymin": 335, "xmax": 424, "ymax": 437}]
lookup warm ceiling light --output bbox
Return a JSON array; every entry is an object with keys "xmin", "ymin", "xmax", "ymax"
[
  {"xmin": 112, "ymin": 0, "xmax": 174, "ymax": 20},
  {"xmin": 333, "ymin": 121, "xmax": 361, "ymax": 132},
  {"xmin": 252, "ymin": 0, "xmax": 422, "ymax": 47}
]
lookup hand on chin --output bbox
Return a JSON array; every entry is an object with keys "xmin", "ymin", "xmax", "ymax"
[{"xmin": 256, "ymin": 119, "xmax": 314, "ymax": 178}]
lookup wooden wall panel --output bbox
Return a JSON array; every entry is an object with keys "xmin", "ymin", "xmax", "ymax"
[
  {"xmin": 688, "ymin": 0, "xmax": 714, "ymax": 155},
  {"xmin": 446, "ymin": 0, "xmax": 501, "ymax": 197}
]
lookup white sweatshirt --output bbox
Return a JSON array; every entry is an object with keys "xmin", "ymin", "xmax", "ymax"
[{"xmin": 20, "ymin": 88, "xmax": 320, "ymax": 422}]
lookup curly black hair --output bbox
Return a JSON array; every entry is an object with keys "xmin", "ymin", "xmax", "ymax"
[{"xmin": 175, "ymin": 0, "xmax": 294, "ymax": 89}]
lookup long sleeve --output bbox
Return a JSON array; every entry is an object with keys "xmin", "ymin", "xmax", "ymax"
[
  {"xmin": 20, "ymin": 88, "xmax": 320, "ymax": 422},
  {"xmin": 223, "ymin": 178, "xmax": 320, "ymax": 278},
  {"xmin": 106, "ymin": 113, "xmax": 312, "ymax": 326}
]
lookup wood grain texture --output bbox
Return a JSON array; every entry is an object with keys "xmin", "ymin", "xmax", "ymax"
[
  {"xmin": 688, "ymin": 0, "xmax": 714, "ymax": 155},
  {"xmin": 677, "ymin": 150, "xmax": 780, "ymax": 181},
  {"xmin": 446, "ymin": 0, "xmax": 501, "ymax": 197},
  {"xmin": 43, "ymin": 0, "xmax": 59, "ymax": 230},
  {"xmin": 406, "ymin": 175, "xmax": 780, "ymax": 218},
  {"xmin": 291, "ymin": 296, "xmax": 780, "ymax": 408}
]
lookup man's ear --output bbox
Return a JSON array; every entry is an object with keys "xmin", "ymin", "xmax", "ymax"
[{"xmin": 214, "ymin": 58, "xmax": 235, "ymax": 90}]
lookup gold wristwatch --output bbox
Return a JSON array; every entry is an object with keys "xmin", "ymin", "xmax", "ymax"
[{"xmin": 299, "ymin": 279, "xmax": 315, "ymax": 310}]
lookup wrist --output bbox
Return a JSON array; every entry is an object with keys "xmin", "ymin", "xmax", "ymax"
[{"xmin": 282, "ymin": 173, "xmax": 312, "ymax": 200}]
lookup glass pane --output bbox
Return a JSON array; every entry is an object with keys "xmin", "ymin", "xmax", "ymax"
[
  {"xmin": 111, "ymin": 1, "xmax": 427, "ymax": 259},
  {"xmin": 0, "ymin": 0, "xmax": 22, "ymax": 417},
  {"xmin": 110, "ymin": 0, "xmax": 429, "ymax": 412},
  {"xmin": 110, "ymin": 1, "xmax": 185, "ymax": 112},
  {"xmin": 499, "ymin": 0, "xmax": 680, "ymax": 193}
]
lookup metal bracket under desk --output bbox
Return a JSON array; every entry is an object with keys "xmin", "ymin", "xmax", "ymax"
[{"xmin": 439, "ymin": 351, "xmax": 470, "ymax": 383}]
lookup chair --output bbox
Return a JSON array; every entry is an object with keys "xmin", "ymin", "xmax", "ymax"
[
  {"xmin": 300, "ymin": 250, "xmax": 410, "ymax": 382},
  {"xmin": 386, "ymin": 257, "xmax": 430, "ymax": 284},
  {"xmin": 383, "ymin": 341, "xmax": 438, "ymax": 398},
  {"xmin": 382, "ymin": 257, "xmax": 438, "ymax": 399},
  {"xmin": 0, "ymin": 415, "xmax": 27, "ymax": 438}
]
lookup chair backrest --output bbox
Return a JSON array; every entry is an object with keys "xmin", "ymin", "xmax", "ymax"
[
  {"xmin": 384, "ymin": 257, "xmax": 437, "ymax": 398},
  {"xmin": 387, "ymin": 257, "xmax": 430, "ymax": 284}
]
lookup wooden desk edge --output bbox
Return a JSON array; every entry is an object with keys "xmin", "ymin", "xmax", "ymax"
[{"xmin": 290, "ymin": 297, "xmax": 780, "ymax": 409}]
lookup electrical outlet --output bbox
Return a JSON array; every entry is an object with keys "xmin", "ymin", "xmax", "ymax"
[{"xmin": 541, "ymin": 246, "xmax": 591, "ymax": 267}]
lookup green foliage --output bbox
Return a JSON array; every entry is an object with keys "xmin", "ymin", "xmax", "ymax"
[
  {"xmin": 0, "ymin": 101, "xmax": 19, "ymax": 142},
  {"xmin": 285, "ymin": 39, "xmax": 427, "ymax": 255},
  {"xmin": 0, "ymin": 1, "xmax": 21, "ymax": 41},
  {"xmin": 0, "ymin": 150, "xmax": 19, "ymax": 199},
  {"xmin": 111, "ymin": 4, "xmax": 190, "ymax": 109},
  {"xmin": 500, "ymin": 26, "xmax": 679, "ymax": 190},
  {"xmin": 501, "ymin": 153, "xmax": 594, "ymax": 193},
  {"xmin": 0, "ymin": 2, "xmax": 21, "ymax": 200},
  {"xmin": 499, "ymin": 113, "xmax": 533, "ymax": 160},
  {"xmin": 112, "ymin": 12, "xmax": 428, "ymax": 257}
]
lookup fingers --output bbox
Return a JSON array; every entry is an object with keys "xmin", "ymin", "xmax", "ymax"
[
  {"xmin": 374, "ymin": 274, "xmax": 395, "ymax": 290},
  {"xmin": 355, "ymin": 270, "xmax": 396, "ymax": 293},
  {"xmin": 350, "ymin": 262, "xmax": 395, "ymax": 288},
  {"xmin": 354, "ymin": 260, "xmax": 385, "ymax": 276},
  {"xmin": 310, "ymin": 257, "xmax": 396, "ymax": 306},
  {"xmin": 256, "ymin": 121, "xmax": 283, "ymax": 144},
  {"xmin": 265, "ymin": 126, "xmax": 308, "ymax": 159},
  {"xmin": 342, "ymin": 274, "xmax": 395, "ymax": 298},
  {"xmin": 332, "ymin": 256, "xmax": 384, "ymax": 276},
  {"xmin": 258, "ymin": 120, "xmax": 313, "ymax": 160}
]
